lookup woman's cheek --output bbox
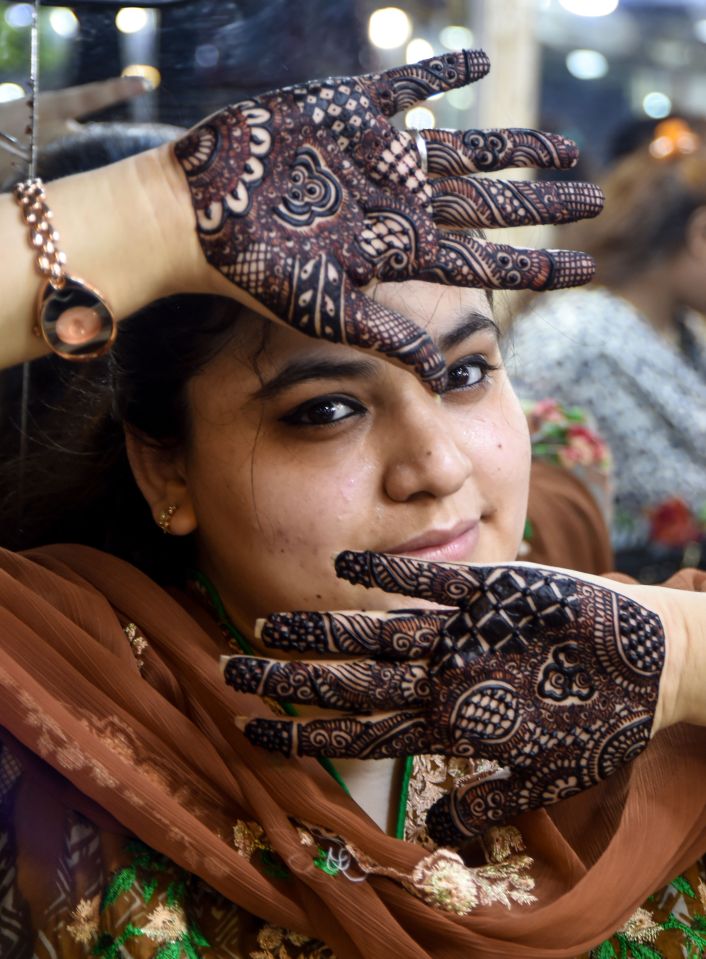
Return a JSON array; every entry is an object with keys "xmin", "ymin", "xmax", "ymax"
[{"xmin": 255, "ymin": 457, "xmax": 374, "ymax": 558}]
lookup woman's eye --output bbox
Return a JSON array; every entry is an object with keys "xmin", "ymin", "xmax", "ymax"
[
  {"xmin": 445, "ymin": 355, "xmax": 496, "ymax": 392},
  {"xmin": 281, "ymin": 395, "xmax": 365, "ymax": 427}
]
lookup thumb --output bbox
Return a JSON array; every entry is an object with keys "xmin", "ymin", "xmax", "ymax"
[{"xmin": 426, "ymin": 764, "xmax": 514, "ymax": 845}]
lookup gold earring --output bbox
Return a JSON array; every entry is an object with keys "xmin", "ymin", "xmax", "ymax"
[{"xmin": 157, "ymin": 503, "xmax": 178, "ymax": 534}]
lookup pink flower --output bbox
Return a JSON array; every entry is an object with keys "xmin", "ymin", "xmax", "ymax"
[
  {"xmin": 533, "ymin": 398, "xmax": 563, "ymax": 421},
  {"xmin": 557, "ymin": 425, "xmax": 609, "ymax": 469}
]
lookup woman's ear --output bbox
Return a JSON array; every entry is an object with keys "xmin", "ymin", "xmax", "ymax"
[{"xmin": 124, "ymin": 429, "xmax": 198, "ymax": 536}]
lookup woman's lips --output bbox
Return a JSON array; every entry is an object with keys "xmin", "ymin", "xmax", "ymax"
[{"xmin": 384, "ymin": 521, "xmax": 480, "ymax": 564}]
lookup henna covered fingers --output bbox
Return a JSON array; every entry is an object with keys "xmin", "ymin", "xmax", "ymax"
[
  {"xmin": 236, "ymin": 554, "xmax": 665, "ymax": 844},
  {"xmin": 241, "ymin": 710, "xmax": 430, "ymax": 760},
  {"xmin": 419, "ymin": 127, "xmax": 580, "ymax": 176},
  {"xmin": 424, "ymin": 236, "xmax": 596, "ymax": 291},
  {"xmin": 431, "ymin": 178, "xmax": 604, "ymax": 231},
  {"xmin": 224, "ymin": 655, "xmax": 430, "ymax": 710},
  {"xmin": 256, "ymin": 609, "xmax": 445, "ymax": 658}
]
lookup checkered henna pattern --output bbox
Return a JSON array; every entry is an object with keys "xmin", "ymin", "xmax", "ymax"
[
  {"xmin": 231, "ymin": 554, "xmax": 665, "ymax": 845},
  {"xmin": 175, "ymin": 50, "xmax": 603, "ymax": 389}
]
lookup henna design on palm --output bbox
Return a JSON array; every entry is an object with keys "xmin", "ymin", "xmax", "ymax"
[
  {"xmin": 227, "ymin": 553, "xmax": 665, "ymax": 845},
  {"xmin": 175, "ymin": 50, "xmax": 603, "ymax": 388}
]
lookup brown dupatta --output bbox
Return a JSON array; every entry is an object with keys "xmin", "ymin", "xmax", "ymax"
[{"xmin": 1, "ymin": 543, "xmax": 705, "ymax": 958}]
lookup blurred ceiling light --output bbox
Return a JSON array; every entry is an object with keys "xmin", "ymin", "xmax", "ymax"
[
  {"xmin": 368, "ymin": 7, "xmax": 412, "ymax": 50},
  {"xmin": 566, "ymin": 49, "xmax": 608, "ymax": 80},
  {"xmin": 49, "ymin": 8, "xmax": 79, "ymax": 38},
  {"xmin": 121, "ymin": 64, "xmax": 161, "ymax": 89},
  {"xmin": 406, "ymin": 37, "xmax": 434, "ymax": 63},
  {"xmin": 642, "ymin": 91, "xmax": 671, "ymax": 119},
  {"xmin": 4, "ymin": 3, "xmax": 33, "ymax": 29},
  {"xmin": 0, "ymin": 82, "xmax": 25, "ymax": 103},
  {"xmin": 405, "ymin": 106, "xmax": 435, "ymax": 129},
  {"xmin": 559, "ymin": 0, "xmax": 619, "ymax": 15},
  {"xmin": 439, "ymin": 25, "xmax": 474, "ymax": 50},
  {"xmin": 694, "ymin": 19, "xmax": 706, "ymax": 43},
  {"xmin": 115, "ymin": 7, "xmax": 150, "ymax": 34},
  {"xmin": 447, "ymin": 86, "xmax": 475, "ymax": 111}
]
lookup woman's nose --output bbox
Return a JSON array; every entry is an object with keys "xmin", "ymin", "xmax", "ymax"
[{"xmin": 382, "ymin": 400, "xmax": 473, "ymax": 502}]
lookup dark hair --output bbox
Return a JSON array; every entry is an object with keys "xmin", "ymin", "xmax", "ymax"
[
  {"xmin": 0, "ymin": 294, "xmax": 245, "ymax": 583},
  {"xmin": 560, "ymin": 127, "xmax": 706, "ymax": 287},
  {"xmin": 1, "ymin": 122, "xmax": 184, "ymax": 193}
]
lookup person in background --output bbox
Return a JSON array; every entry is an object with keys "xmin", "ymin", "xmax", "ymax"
[{"xmin": 510, "ymin": 118, "xmax": 706, "ymax": 579}]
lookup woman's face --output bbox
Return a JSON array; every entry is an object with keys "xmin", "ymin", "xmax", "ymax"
[{"xmin": 181, "ymin": 281, "xmax": 531, "ymax": 636}]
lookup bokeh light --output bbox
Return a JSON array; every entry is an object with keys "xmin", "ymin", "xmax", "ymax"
[
  {"xmin": 368, "ymin": 7, "xmax": 412, "ymax": 50},
  {"xmin": 49, "ymin": 8, "xmax": 79, "ymax": 38},
  {"xmin": 115, "ymin": 7, "xmax": 150, "ymax": 34},
  {"xmin": 566, "ymin": 49, "xmax": 609, "ymax": 80},
  {"xmin": 642, "ymin": 91, "xmax": 672, "ymax": 119},
  {"xmin": 405, "ymin": 37, "xmax": 434, "ymax": 63}
]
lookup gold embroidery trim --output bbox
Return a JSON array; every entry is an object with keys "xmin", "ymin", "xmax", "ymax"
[{"xmin": 123, "ymin": 622, "xmax": 148, "ymax": 671}]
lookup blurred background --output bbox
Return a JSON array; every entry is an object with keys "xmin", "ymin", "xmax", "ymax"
[{"xmin": 1, "ymin": 0, "xmax": 706, "ymax": 178}]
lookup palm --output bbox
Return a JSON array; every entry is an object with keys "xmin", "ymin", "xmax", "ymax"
[
  {"xmin": 225, "ymin": 555, "xmax": 665, "ymax": 845},
  {"xmin": 174, "ymin": 50, "xmax": 602, "ymax": 388}
]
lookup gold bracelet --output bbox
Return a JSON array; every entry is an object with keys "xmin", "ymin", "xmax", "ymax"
[{"xmin": 14, "ymin": 177, "xmax": 117, "ymax": 361}]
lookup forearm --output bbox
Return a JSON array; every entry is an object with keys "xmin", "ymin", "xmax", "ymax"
[{"xmin": 0, "ymin": 144, "xmax": 213, "ymax": 370}]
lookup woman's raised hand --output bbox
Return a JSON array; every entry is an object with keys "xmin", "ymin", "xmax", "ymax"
[
  {"xmin": 222, "ymin": 552, "xmax": 685, "ymax": 845},
  {"xmin": 174, "ymin": 50, "xmax": 603, "ymax": 389}
]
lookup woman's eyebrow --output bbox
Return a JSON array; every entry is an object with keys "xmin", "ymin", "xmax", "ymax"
[
  {"xmin": 439, "ymin": 312, "xmax": 499, "ymax": 353},
  {"xmin": 252, "ymin": 357, "xmax": 379, "ymax": 401},
  {"xmin": 252, "ymin": 312, "xmax": 497, "ymax": 400}
]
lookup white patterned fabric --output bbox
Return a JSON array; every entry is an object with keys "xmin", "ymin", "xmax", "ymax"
[{"xmin": 509, "ymin": 287, "xmax": 706, "ymax": 549}]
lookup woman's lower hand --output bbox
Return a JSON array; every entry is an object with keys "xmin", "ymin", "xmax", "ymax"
[
  {"xmin": 221, "ymin": 552, "xmax": 695, "ymax": 845},
  {"xmin": 173, "ymin": 49, "xmax": 603, "ymax": 390}
]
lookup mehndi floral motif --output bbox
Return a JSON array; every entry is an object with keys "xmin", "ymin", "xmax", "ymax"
[
  {"xmin": 230, "ymin": 553, "xmax": 665, "ymax": 845},
  {"xmin": 175, "ymin": 50, "xmax": 602, "ymax": 390}
]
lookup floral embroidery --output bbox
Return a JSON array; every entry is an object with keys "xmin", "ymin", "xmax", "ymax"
[
  {"xmin": 233, "ymin": 820, "xmax": 268, "ymax": 860},
  {"xmin": 404, "ymin": 753, "xmax": 479, "ymax": 849},
  {"xmin": 482, "ymin": 825, "xmax": 525, "ymax": 863},
  {"xmin": 143, "ymin": 903, "xmax": 189, "ymax": 942},
  {"xmin": 66, "ymin": 895, "xmax": 100, "ymax": 945},
  {"xmin": 409, "ymin": 847, "xmax": 535, "ymax": 915},
  {"xmin": 79, "ymin": 840, "xmax": 211, "ymax": 957},
  {"xmin": 234, "ymin": 805, "xmax": 535, "ymax": 919},
  {"xmin": 123, "ymin": 621, "xmax": 149, "ymax": 671},
  {"xmin": 589, "ymin": 864, "xmax": 706, "ymax": 958},
  {"xmin": 618, "ymin": 907, "xmax": 661, "ymax": 943},
  {"xmin": 250, "ymin": 923, "xmax": 334, "ymax": 959}
]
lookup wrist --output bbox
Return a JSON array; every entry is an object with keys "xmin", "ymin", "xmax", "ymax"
[{"xmin": 625, "ymin": 584, "xmax": 706, "ymax": 733}]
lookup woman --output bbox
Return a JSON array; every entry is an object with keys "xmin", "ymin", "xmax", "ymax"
[
  {"xmin": 1, "ymin": 53, "xmax": 706, "ymax": 958},
  {"xmin": 510, "ymin": 119, "xmax": 706, "ymax": 572}
]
